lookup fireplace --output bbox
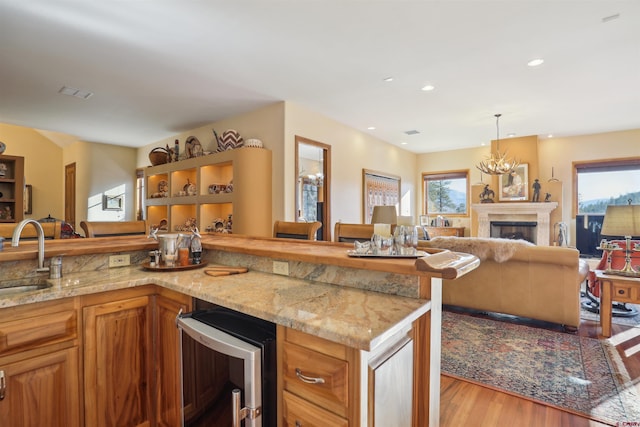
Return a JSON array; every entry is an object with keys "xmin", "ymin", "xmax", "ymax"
[
  {"xmin": 491, "ymin": 221, "xmax": 537, "ymax": 244},
  {"xmin": 472, "ymin": 202, "xmax": 558, "ymax": 246}
]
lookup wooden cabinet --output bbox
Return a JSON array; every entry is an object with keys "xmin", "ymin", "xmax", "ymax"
[
  {"xmin": 425, "ymin": 226, "xmax": 465, "ymax": 237},
  {"xmin": 154, "ymin": 289, "xmax": 191, "ymax": 427},
  {"xmin": 281, "ymin": 327, "xmax": 356, "ymax": 425},
  {"xmin": 0, "ymin": 348, "xmax": 79, "ymax": 427},
  {"xmin": 0, "ymin": 298, "xmax": 80, "ymax": 427},
  {"xmin": 81, "ymin": 286, "xmax": 192, "ymax": 427},
  {"xmin": 280, "ymin": 323, "xmax": 415, "ymax": 427},
  {"xmin": 0, "ymin": 154, "xmax": 24, "ymax": 223},
  {"xmin": 144, "ymin": 147, "xmax": 272, "ymax": 237},
  {"xmin": 83, "ymin": 291, "xmax": 154, "ymax": 427}
]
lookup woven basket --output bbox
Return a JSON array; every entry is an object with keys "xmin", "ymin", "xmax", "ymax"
[{"xmin": 149, "ymin": 147, "xmax": 169, "ymax": 166}]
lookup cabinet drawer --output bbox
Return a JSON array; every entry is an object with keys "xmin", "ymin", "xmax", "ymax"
[
  {"xmin": 0, "ymin": 299, "xmax": 77, "ymax": 356},
  {"xmin": 283, "ymin": 390, "xmax": 348, "ymax": 427},
  {"xmin": 613, "ymin": 284, "xmax": 638, "ymax": 302},
  {"xmin": 283, "ymin": 341, "xmax": 349, "ymax": 417}
]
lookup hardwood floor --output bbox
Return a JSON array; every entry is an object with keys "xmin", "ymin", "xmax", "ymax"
[{"xmin": 439, "ymin": 313, "xmax": 640, "ymax": 427}]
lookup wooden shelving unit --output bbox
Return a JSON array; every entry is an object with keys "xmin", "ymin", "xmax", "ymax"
[
  {"xmin": 0, "ymin": 154, "xmax": 25, "ymax": 223},
  {"xmin": 144, "ymin": 148, "xmax": 272, "ymax": 237}
]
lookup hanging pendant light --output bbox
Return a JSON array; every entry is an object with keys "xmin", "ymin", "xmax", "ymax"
[{"xmin": 476, "ymin": 114, "xmax": 520, "ymax": 175}]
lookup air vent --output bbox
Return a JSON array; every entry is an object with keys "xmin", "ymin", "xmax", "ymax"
[
  {"xmin": 58, "ymin": 86, "xmax": 94, "ymax": 100},
  {"xmin": 404, "ymin": 130, "xmax": 420, "ymax": 135}
]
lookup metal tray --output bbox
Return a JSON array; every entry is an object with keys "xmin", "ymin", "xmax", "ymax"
[
  {"xmin": 141, "ymin": 261, "xmax": 208, "ymax": 271},
  {"xmin": 346, "ymin": 250, "xmax": 428, "ymax": 258}
]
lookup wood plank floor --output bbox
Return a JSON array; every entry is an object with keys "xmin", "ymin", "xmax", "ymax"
[{"xmin": 439, "ymin": 311, "xmax": 640, "ymax": 427}]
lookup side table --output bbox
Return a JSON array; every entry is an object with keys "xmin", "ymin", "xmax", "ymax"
[{"xmin": 595, "ymin": 270, "xmax": 640, "ymax": 337}]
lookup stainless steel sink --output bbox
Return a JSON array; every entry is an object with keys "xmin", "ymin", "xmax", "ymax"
[{"xmin": 0, "ymin": 279, "xmax": 52, "ymax": 295}]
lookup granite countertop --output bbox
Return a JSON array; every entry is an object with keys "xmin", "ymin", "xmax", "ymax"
[{"xmin": 0, "ymin": 264, "xmax": 430, "ymax": 352}]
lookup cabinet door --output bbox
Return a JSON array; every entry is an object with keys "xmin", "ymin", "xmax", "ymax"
[
  {"xmin": 155, "ymin": 294, "xmax": 190, "ymax": 427},
  {"xmin": 0, "ymin": 347, "xmax": 80, "ymax": 427},
  {"xmin": 83, "ymin": 296, "xmax": 153, "ymax": 427}
]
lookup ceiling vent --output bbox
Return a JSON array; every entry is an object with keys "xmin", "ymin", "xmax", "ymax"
[
  {"xmin": 58, "ymin": 86, "xmax": 94, "ymax": 100},
  {"xmin": 404, "ymin": 130, "xmax": 420, "ymax": 135}
]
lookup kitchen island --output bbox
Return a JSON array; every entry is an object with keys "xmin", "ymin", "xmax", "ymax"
[{"xmin": 0, "ymin": 234, "xmax": 478, "ymax": 427}]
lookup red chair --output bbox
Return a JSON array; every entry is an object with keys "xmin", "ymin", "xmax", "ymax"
[{"xmin": 583, "ymin": 239, "xmax": 640, "ymax": 316}]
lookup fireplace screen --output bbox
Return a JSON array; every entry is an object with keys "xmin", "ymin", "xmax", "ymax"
[{"xmin": 491, "ymin": 221, "xmax": 537, "ymax": 244}]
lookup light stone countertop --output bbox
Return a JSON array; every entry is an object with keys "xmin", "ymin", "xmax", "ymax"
[{"xmin": 0, "ymin": 264, "xmax": 430, "ymax": 351}]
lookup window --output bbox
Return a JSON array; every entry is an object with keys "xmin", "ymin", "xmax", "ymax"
[
  {"xmin": 423, "ymin": 170, "xmax": 469, "ymax": 216},
  {"xmin": 574, "ymin": 158, "xmax": 640, "ymax": 215}
]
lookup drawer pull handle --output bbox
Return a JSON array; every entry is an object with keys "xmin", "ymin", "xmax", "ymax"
[
  {"xmin": 295, "ymin": 368, "xmax": 325, "ymax": 384},
  {"xmin": 618, "ymin": 289, "xmax": 625, "ymax": 295},
  {"xmin": 0, "ymin": 370, "xmax": 5, "ymax": 400}
]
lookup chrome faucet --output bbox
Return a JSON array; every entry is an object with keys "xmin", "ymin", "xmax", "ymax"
[{"xmin": 11, "ymin": 219, "xmax": 50, "ymax": 273}]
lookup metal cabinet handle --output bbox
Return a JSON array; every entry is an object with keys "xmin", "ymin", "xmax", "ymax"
[
  {"xmin": 295, "ymin": 368, "xmax": 325, "ymax": 384},
  {"xmin": 0, "ymin": 370, "xmax": 5, "ymax": 400}
]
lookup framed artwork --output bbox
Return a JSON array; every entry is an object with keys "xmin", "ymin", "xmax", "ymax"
[
  {"xmin": 499, "ymin": 163, "xmax": 529, "ymax": 201},
  {"xmin": 362, "ymin": 169, "xmax": 400, "ymax": 223},
  {"xmin": 419, "ymin": 215, "xmax": 430, "ymax": 226},
  {"xmin": 102, "ymin": 194, "xmax": 123, "ymax": 211}
]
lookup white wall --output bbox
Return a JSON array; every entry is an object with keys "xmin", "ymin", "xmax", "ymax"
[{"xmin": 284, "ymin": 102, "xmax": 419, "ymax": 231}]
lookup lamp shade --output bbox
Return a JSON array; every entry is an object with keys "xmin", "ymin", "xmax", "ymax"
[
  {"xmin": 371, "ymin": 205, "xmax": 398, "ymax": 225},
  {"xmin": 601, "ymin": 205, "xmax": 640, "ymax": 238}
]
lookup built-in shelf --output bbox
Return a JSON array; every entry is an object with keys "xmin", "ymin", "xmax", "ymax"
[{"xmin": 144, "ymin": 148, "xmax": 272, "ymax": 237}]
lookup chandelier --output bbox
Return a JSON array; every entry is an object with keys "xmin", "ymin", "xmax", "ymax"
[{"xmin": 476, "ymin": 114, "xmax": 519, "ymax": 175}]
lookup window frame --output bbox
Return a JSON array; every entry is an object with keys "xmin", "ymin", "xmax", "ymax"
[
  {"xmin": 572, "ymin": 157, "xmax": 640, "ymax": 217},
  {"xmin": 422, "ymin": 169, "xmax": 470, "ymax": 217}
]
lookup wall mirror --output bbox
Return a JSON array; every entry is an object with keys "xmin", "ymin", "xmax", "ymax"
[{"xmin": 295, "ymin": 136, "xmax": 331, "ymax": 241}]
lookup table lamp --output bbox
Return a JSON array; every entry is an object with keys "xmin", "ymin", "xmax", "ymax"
[
  {"xmin": 600, "ymin": 204, "xmax": 640, "ymax": 277},
  {"xmin": 371, "ymin": 205, "xmax": 397, "ymax": 236}
]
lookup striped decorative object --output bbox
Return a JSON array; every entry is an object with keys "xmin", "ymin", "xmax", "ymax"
[{"xmin": 218, "ymin": 129, "xmax": 244, "ymax": 151}]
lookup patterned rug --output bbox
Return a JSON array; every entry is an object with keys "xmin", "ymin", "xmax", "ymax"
[
  {"xmin": 441, "ymin": 311, "xmax": 639, "ymax": 425},
  {"xmin": 580, "ymin": 297, "xmax": 640, "ymax": 327}
]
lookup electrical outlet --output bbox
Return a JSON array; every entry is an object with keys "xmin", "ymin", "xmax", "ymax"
[
  {"xmin": 109, "ymin": 254, "xmax": 131, "ymax": 268},
  {"xmin": 272, "ymin": 260, "xmax": 289, "ymax": 276}
]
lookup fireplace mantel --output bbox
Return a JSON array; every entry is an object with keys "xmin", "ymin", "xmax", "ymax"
[{"xmin": 472, "ymin": 202, "xmax": 558, "ymax": 245}]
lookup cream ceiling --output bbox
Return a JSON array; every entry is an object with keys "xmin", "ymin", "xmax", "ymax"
[{"xmin": 1, "ymin": 1, "xmax": 639, "ymax": 153}]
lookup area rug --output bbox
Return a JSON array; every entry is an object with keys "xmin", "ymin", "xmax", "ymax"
[
  {"xmin": 441, "ymin": 311, "xmax": 639, "ymax": 425},
  {"xmin": 580, "ymin": 297, "xmax": 640, "ymax": 327}
]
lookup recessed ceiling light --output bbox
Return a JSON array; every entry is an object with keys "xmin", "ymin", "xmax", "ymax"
[
  {"xmin": 421, "ymin": 85, "xmax": 435, "ymax": 91},
  {"xmin": 527, "ymin": 58, "xmax": 544, "ymax": 67},
  {"xmin": 547, "ymin": 134, "xmax": 554, "ymax": 138},
  {"xmin": 383, "ymin": 77, "xmax": 394, "ymax": 82},
  {"xmin": 367, "ymin": 126, "xmax": 376, "ymax": 130},
  {"xmin": 507, "ymin": 133, "xmax": 516, "ymax": 138},
  {"xmin": 400, "ymin": 142, "xmax": 408, "ymax": 145}
]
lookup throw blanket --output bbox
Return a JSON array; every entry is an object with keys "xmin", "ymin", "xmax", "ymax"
[{"xmin": 422, "ymin": 237, "xmax": 534, "ymax": 263}]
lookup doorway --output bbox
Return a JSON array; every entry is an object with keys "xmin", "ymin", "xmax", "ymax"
[
  {"xmin": 295, "ymin": 136, "xmax": 331, "ymax": 241},
  {"xmin": 65, "ymin": 162, "xmax": 76, "ymax": 229}
]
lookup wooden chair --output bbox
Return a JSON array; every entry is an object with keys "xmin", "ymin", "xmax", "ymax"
[
  {"xmin": 0, "ymin": 221, "xmax": 61, "ymax": 240},
  {"xmin": 334, "ymin": 223, "xmax": 376, "ymax": 243},
  {"xmin": 80, "ymin": 220, "xmax": 148, "ymax": 238},
  {"xmin": 273, "ymin": 221, "xmax": 322, "ymax": 240}
]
